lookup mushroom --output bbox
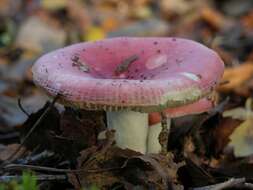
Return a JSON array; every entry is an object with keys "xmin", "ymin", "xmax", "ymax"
[{"xmin": 32, "ymin": 37, "xmax": 224, "ymax": 154}]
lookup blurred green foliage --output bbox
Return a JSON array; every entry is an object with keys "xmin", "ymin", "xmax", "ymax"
[
  {"xmin": 0, "ymin": 172, "xmax": 37, "ymax": 190},
  {"xmin": 82, "ymin": 184, "xmax": 100, "ymax": 190}
]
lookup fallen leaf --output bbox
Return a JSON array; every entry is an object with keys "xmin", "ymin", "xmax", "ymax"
[
  {"xmin": 126, "ymin": 155, "xmax": 172, "ymax": 188},
  {"xmin": 160, "ymin": 0, "xmax": 199, "ymax": 16},
  {"xmin": 219, "ymin": 98, "xmax": 253, "ymax": 157},
  {"xmin": 0, "ymin": 144, "xmax": 27, "ymax": 161},
  {"xmin": 83, "ymin": 26, "xmax": 106, "ymax": 42},
  {"xmin": 41, "ymin": 0, "xmax": 68, "ymax": 11},
  {"xmin": 213, "ymin": 118, "xmax": 242, "ymax": 154},
  {"xmin": 217, "ymin": 62, "xmax": 253, "ymax": 92},
  {"xmin": 241, "ymin": 11, "xmax": 253, "ymax": 31},
  {"xmin": 20, "ymin": 102, "xmax": 60, "ymax": 151},
  {"xmin": 178, "ymin": 158, "xmax": 215, "ymax": 187},
  {"xmin": 101, "ymin": 17, "xmax": 119, "ymax": 32},
  {"xmin": 229, "ymin": 118, "xmax": 253, "ymax": 157},
  {"xmin": 75, "ymin": 143, "xmax": 183, "ymax": 189},
  {"xmin": 201, "ymin": 7, "xmax": 228, "ymax": 30}
]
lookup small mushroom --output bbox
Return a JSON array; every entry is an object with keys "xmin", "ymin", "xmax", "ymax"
[{"xmin": 32, "ymin": 37, "xmax": 224, "ymax": 154}]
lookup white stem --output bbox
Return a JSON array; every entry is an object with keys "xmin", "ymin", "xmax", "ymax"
[
  {"xmin": 147, "ymin": 118, "xmax": 171, "ymax": 154},
  {"xmin": 106, "ymin": 111, "xmax": 148, "ymax": 154}
]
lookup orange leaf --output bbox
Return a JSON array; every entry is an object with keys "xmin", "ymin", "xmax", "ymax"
[{"xmin": 218, "ymin": 62, "xmax": 253, "ymax": 92}]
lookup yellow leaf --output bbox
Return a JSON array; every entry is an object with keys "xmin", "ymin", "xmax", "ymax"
[
  {"xmin": 83, "ymin": 26, "xmax": 105, "ymax": 42},
  {"xmin": 229, "ymin": 118, "xmax": 253, "ymax": 157},
  {"xmin": 41, "ymin": 0, "xmax": 67, "ymax": 10}
]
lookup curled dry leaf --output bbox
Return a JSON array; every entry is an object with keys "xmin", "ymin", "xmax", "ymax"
[
  {"xmin": 75, "ymin": 144, "xmax": 184, "ymax": 189},
  {"xmin": 217, "ymin": 62, "xmax": 253, "ymax": 92},
  {"xmin": 201, "ymin": 7, "xmax": 228, "ymax": 30},
  {"xmin": 213, "ymin": 118, "xmax": 242, "ymax": 155},
  {"xmin": 76, "ymin": 147, "xmax": 138, "ymax": 189}
]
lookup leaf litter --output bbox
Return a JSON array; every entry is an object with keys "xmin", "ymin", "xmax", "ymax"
[{"xmin": 0, "ymin": 0, "xmax": 253, "ymax": 189}]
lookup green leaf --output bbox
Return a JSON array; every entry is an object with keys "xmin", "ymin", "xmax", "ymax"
[{"xmin": 21, "ymin": 172, "xmax": 37, "ymax": 190}]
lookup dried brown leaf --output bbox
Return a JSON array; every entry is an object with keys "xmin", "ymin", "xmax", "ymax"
[
  {"xmin": 214, "ymin": 118, "xmax": 242, "ymax": 154},
  {"xmin": 0, "ymin": 144, "xmax": 27, "ymax": 161}
]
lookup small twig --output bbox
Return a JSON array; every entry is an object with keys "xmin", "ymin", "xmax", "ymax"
[
  {"xmin": 3, "ymin": 95, "xmax": 59, "ymax": 163},
  {"xmin": 159, "ymin": 112, "xmax": 169, "ymax": 155},
  {"xmin": 0, "ymin": 174, "xmax": 67, "ymax": 182},
  {"xmin": 4, "ymin": 163, "xmax": 122, "ymax": 174},
  {"xmin": 191, "ymin": 178, "xmax": 246, "ymax": 190},
  {"xmin": 4, "ymin": 164, "xmax": 83, "ymax": 173},
  {"xmin": 18, "ymin": 98, "xmax": 30, "ymax": 117},
  {"xmin": 26, "ymin": 150, "xmax": 54, "ymax": 163}
]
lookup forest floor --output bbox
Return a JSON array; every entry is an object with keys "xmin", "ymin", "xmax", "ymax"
[{"xmin": 0, "ymin": 0, "xmax": 253, "ymax": 189}]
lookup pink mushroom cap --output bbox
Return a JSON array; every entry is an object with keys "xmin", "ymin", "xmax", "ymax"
[{"xmin": 32, "ymin": 37, "xmax": 224, "ymax": 112}]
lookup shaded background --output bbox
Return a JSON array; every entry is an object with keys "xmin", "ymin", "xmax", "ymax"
[{"xmin": 0, "ymin": 0, "xmax": 253, "ymax": 189}]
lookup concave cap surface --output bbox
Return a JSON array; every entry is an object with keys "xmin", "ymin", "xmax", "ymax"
[{"xmin": 32, "ymin": 37, "xmax": 224, "ymax": 112}]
